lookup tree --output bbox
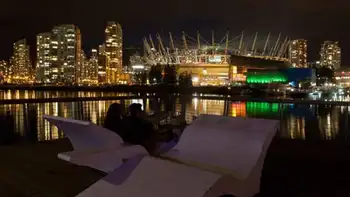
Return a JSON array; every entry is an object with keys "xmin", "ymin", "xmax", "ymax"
[
  {"xmin": 163, "ymin": 64, "xmax": 177, "ymax": 85},
  {"xmin": 133, "ymin": 72, "xmax": 148, "ymax": 85},
  {"xmin": 316, "ymin": 68, "xmax": 335, "ymax": 86},
  {"xmin": 148, "ymin": 64, "xmax": 162, "ymax": 84},
  {"xmin": 179, "ymin": 71, "xmax": 192, "ymax": 87}
]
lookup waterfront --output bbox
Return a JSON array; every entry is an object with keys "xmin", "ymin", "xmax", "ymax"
[
  {"xmin": 1, "ymin": 95, "xmax": 350, "ymax": 196},
  {"xmin": 1, "ymin": 96, "xmax": 350, "ymax": 197},
  {"xmin": 0, "ymin": 95, "xmax": 350, "ymax": 143}
]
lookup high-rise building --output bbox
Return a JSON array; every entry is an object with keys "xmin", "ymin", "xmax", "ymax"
[
  {"xmin": 36, "ymin": 32, "xmax": 52, "ymax": 83},
  {"xmin": 0, "ymin": 60, "xmax": 10, "ymax": 82},
  {"xmin": 105, "ymin": 21, "xmax": 123, "ymax": 83},
  {"xmin": 80, "ymin": 49, "xmax": 99, "ymax": 84},
  {"xmin": 320, "ymin": 41, "xmax": 341, "ymax": 70},
  {"xmin": 289, "ymin": 39, "xmax": 307, "ymax": 68},
  {"xmin": 13, "ymin": 39, "xmax": 31, "ymax": 80},
  {"xmin": 98, "ymin": 44, "xmax": 108, "ymax": 83},
  {"xmin": 88, "ymin": 49, "xmax": 99, "ymax": 82},
  {"xmin": 80, "ymin": 51, "xmax": 88, "ymax": 81},
  {"xmin": 50, "ymin": 25, "xmax": 82, "ymax": 84}
]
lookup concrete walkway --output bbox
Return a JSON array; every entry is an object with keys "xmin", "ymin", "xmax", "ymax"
[{"xmin": 1, "ymin": 139, "xmax": 350, "ymax": 197}]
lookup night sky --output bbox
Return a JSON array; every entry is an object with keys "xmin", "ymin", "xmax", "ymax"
[{"xmin": 0, "ymin": 0, "xmax": 349, "ymax": 64}]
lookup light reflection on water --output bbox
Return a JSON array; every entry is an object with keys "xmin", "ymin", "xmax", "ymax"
[
  {"xmin": 0, "ymin": 97, "xmax": 348, "ymax": 143},
  {"xmin": 2, "ymin": 90, "xmax": 350, "ymax": 102},
  {"xmin": 0, "ymin": 90, "xmax": 132, "ymax": 100}
]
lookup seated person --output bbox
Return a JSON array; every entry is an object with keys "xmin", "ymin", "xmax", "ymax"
[
  {"xmin": 103, "ymin": 103, "xmax": 125, "ymax": 138},
  {"xmin": 123, "ymin": 103, "xmax": 156, "ymax": 153}
]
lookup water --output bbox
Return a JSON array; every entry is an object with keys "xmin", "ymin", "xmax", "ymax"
[
  {"xmin": 3, "ymin": 89, "xmax": 350, "ymax": 102},
  {"xmin": 0, "ymin": 90, "xmax": 132, "ymax": 100},
  {"xmin": 0, "ymin": 95, "xmax": 349, "ymax": 144}
]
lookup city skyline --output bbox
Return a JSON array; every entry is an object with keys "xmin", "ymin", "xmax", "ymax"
[
  {"xmin": 0, "ymin": 0, "xmax": 349, "ymax": 64},
  {"xmin": 0, "ymin": 24, "xmax": 344, "ymax": 67}
]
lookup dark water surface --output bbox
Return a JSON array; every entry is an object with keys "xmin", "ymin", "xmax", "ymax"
[
  {"xmin": 1, "ymin": 93, "xmax": 350, "ymax": 196},
  {"xmin": 0, "ymin": 95, "xmax": 349, "ymax": 143}
]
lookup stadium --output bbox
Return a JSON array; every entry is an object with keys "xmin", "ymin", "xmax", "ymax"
[
  {"xmin": 142, "ymin": 31, "xmax": 291, "ymax": 65},
  {"xmin": 132, "ymin": 31, "xmax": 314, "ymax": 86}
]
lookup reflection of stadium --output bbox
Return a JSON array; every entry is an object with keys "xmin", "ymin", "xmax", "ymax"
[{"xmin": 0, "ymin": 96, "xmax": 342, "ymax": 142}]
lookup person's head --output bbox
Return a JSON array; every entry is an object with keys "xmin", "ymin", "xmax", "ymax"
[
  {"xmin": 129, "ymin": 103, "xmax": 143, "ymax": 118},
  {"xmin": 105, "ymin": 103, "xmax": 123, "ymax": 123}
]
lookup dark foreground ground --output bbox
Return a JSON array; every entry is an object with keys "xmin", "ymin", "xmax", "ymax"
[{"xmin": 1, "ymin": 139, "xmax": 350, "ymax": 197}]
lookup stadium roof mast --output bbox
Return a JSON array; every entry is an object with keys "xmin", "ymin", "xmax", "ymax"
[
  {"xmin": 196, "ymin": 31, "xmax": 202, "ymax": 63},
  {"xmin": 182, "ymin": 31, "xmax": 189, "ymax": 63},
  {"xmin": 277, "ymin": 37, "xmax": 288, "ymax": 58},
  {"xmin": 158, "ymin": 33, "xmax": 171, "ymax": 63},
  {"xmin": 238, "ymin": 30, "xmax": 244, "ymax": 55},
  {"xmin": 212, "ymin": 30, "xmax": 215, "ymax": 55},
  {"xmin": 143, "ymin": 38, "xmax": 151, "ymax": 54},
  {"xmin": 155, "ymin": 34, "xmax": 164, "ymax": 63},
  {"xmin": 169, "ymin": 32, "xmax": 175, "ymax": 51},
  {"xmin": 282, "ymin": 40, "xmax": 291, "ymax": 59},
  {"xmin": 157, "ymin": 34, "xmax": 166, "ymax": 53},
  {"xmin": 169, "ymin": 32, "xmax": 179, "ymax": 63},
  {"xmin": 149, "ymin": 34, "xmax": 156, "ymax": 50},
  {"xmin": 262, "ymin": 33, "xmax": 270, "ymax": 56},
  {"xmin": 182, "ymin": 31, "xmax": 188, "ymax": 51},
  {"xmin": 197, "ymin": 31, "xmax": 201, "ymax": 51},
  {"xmin": 251, "ymin": 32, "xmax": 258, "ymax": 56},
  {"xmin": 271, "ymin": 33, "xmax": 281, "ymax": 57},
  {"xmin": 225, "ymin": 30, "xmax": 229, "ymax": 63}
]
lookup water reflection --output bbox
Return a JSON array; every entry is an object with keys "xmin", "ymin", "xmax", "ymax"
[
  {"xmin": 0, "ymin": 90, "xmax": 132, "ymax": 100},
  {"xmin": 4, "ymin": 89, "xmax": 350, "ymax": 102},
  {"xmin": 0, "ymin": 97, "xmax": 349, "ymax": 144}
]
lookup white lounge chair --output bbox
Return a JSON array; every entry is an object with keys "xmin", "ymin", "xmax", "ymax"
[
  {"xmin": 43, "ymin": 115, "xmax": 149, "ymax": 173},
  {"xmin": 76, "ymin": 115, "xmax": 279, "ymax": 197}
]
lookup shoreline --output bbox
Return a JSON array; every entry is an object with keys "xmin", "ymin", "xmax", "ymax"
[{"xmin": 0, "ymin": 94, "xmax": 348, "ymax": 106}]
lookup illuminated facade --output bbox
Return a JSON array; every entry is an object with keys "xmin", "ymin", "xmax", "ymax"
[
  {"xmin": 12, "ymin": 39, "xmax": 31, "ymax": 82},
  {"xmin": 143, "ymin": 32, "xmax": 290, "ymax": 66},
  {"xmin": 335, "ymin": 69, "xmax": 350, "ymax": 87},
  {"xmin": 0, "ymin": 60, "xmax": 10, "ymax": 82},
  {"xmin": 89, "ymin": 49, "xmax": 99, "ymax": 82},
  {"xmin": 320, "ymin": 41, "xmax": 341, "ymax": 70},
  {"xmin": 80, "ymin": 51, "xmax": 88, "ymax": 81},
  {"xmin": 105, "ymin": 21, "xmax": 123, "ymax": 83},
  {"xmin": 177, "ymin": 64, "xmax": 231, "ymax": 86},
  {"xmin": 289, "ymin": 39, "xmax": 307, "ymax": 68},
  {"xmin": 36, "ymin": 32, "xmax": 51, "ymax": 83},
  {"xmin": 98, "ymin": 44, "xmax": 108, "ymax": 83},
  {"xmin": 246, "ymin": 71, "xmax": 287, "ymax": 84},
  {"xmin": 50, "ymin": 25, "xmax": 82, "ymax": 84},
  {"xmin": 81, "ymin": 49, "xmax": 99, "ymax": 84}
]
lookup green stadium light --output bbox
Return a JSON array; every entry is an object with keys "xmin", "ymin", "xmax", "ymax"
[{"xmin": 246, "ymin": 72, "xmax": 287, "ymax": 84}]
